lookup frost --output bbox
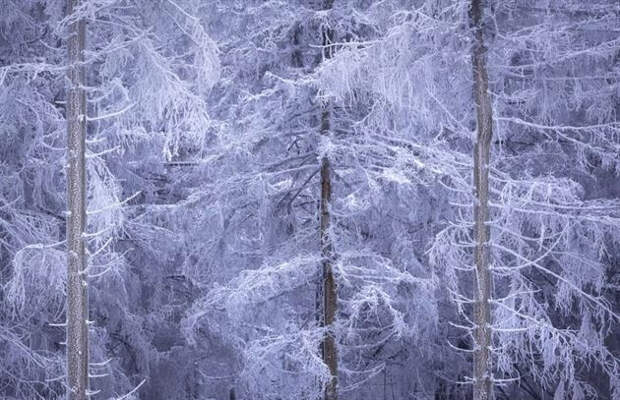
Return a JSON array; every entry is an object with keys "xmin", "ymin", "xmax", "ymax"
[{"xmin": 0, "ymin": 0, "xmax": 618, "ymax": 399}]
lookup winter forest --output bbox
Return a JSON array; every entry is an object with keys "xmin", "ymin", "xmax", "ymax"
[{"xmin": 1, "ymin": 0, "xmax": 619, "ymax": 399}]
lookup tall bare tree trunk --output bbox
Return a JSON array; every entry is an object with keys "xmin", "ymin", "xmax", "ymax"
[
  {"xmin": 319, "ymin": 1, "xmax": 337, "ymax": 399},
  {"xmin": 66, "ymin": 0, "xmax": 89, "ymax": 398},
  {"xmin": 470, "ymin": 1, "xmax": 493, "ymax": 399}
]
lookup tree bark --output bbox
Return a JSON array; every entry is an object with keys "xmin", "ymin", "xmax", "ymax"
[
  {"xmin": 66, "ymin": 0, "xmax": 89, "ymax": 398},
  {"xmin": 470, "ymin": 1, "xmax": 493, "ymax": 399},
  {"xmin": 319, "ymin": 1, "xmax": 337, "ymax": 399},
  {"xmin": 470, "ymin": 0, "xmax": 493, "ymax": 400}
]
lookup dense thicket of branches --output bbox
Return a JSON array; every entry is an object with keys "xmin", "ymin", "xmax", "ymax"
[{"xmin": 0, "ymin": 1, "xmax": 618, "ymax": 399}]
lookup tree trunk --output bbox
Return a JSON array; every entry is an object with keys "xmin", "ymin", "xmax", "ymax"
[
  {"xmin": 66, "ymin": 0, "xmax": 89, "ymax": 398},
  {"xmin": 319, "ymin": 1, "xmax": 337, "ymax": 400},
  {"xmin": 470, "ymin": 1, "xmax": 493, "ymax": 399}
]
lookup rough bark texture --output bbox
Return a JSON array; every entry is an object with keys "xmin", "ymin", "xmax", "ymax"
[
  {"xmin": 470, "ymin": 1, "xmax": 493, "ymax": 399},
  {"xmin": 66, "ymin": 0, "xmax": 89, "ymax": 398},
  {"xmin": 319, "ymin": 1, "xmax": 337, "ymax": 399}
]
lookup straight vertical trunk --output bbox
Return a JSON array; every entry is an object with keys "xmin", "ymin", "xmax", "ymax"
[
  {"xmin": 470, "ymin": 1, "xmax": 493, "ymax": 399},
  {"xmin": 320, "ymin": 114, "xmax": 337, "ymax": 400},
  {"xmin": 319, "ymin": 1, "xmax": 337, "ymax": 399},
  {"xmin": 66, "ymin": 0, "xmax": 89, "ymax": 398}
]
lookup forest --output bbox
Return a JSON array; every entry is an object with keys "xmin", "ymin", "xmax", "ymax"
[{"xmin": 0, "ymin": 0, "xmax": 619, "ymax": 399}]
